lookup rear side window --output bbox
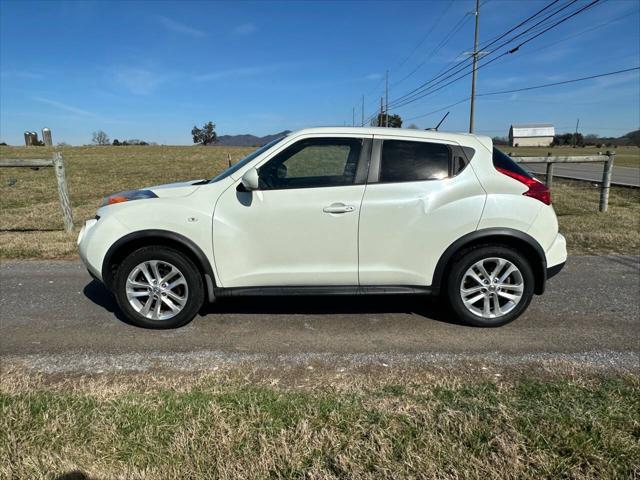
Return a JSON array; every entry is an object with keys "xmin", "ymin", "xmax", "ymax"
[
  {"xmin": 492, "ymin": 148, "xmax": 532, "ymax": 178},
  {"xmin": 380, "ymin": 140, "xmax": 450, "ymax": 183}
]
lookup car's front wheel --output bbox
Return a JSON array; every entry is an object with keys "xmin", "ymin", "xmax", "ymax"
[
  {"xmin": 114, "ymin": 246, "xmax": 204, "ymax": 329},
  {"xmin": 445, "ymin": 245, "xmax": 534, "ymax": 327}
]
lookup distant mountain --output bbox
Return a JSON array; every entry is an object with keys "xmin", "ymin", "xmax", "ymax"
[{"xmin": 215, "ymin": 130, "xmax": 291, "ymax": 147}]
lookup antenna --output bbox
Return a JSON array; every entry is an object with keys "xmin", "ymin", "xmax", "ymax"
[{"xmin": 426, "ymin": 111, "xmax": 450, "ymax": 131}]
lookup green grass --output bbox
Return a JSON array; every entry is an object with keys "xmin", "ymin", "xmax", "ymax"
[
  {"xmin": 0, "ymin": 144, "xmax": 638, "ymax": 258},
  {"xmin": 506, "ymin": 145, "xmax": 640, "ymax": 168},
  {"xmin": 1, "ymin": 368, "xmax": 638, "ymax": 479}
]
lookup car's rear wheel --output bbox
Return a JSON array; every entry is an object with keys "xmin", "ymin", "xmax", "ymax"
[
  {"xmin": 114, "ymin": 246, "xmax": 204, "ymax": 329},
  {"xmin": 445, "ymin": 245, "xmax": 534, "ymax": 327}
]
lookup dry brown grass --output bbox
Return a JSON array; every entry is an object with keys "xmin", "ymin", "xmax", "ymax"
[
  {"xmin": 552, "ymin": 179, "xmax": 640, "ymax": 254},
  {"xmin": 1, "ymin": 364, "xmax": 638, "ymax": 480},
  {"xmin": 0, "ymin": 145, "xmax": 251, "ymax": 258},
  {"xmin": 1, "ymin": 145, "xmax": 638, "ymax": 258}
]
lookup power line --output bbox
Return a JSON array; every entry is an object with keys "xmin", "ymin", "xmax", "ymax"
[
  {"xmin": 388, "ymin": 0, "xmax": 583, "ymax": 109},
  {"xmin": 362, "ymin": 0, "xmax": 483, "ymax": 124},
  {"xmin": 392, "ymin": 0, "xmax": 455, "ymax": 73},
  {"xmin": 404, "ymin": 97, "xmax": 470, "ymax": 121},
  {"xmin": 392, "ymin": 5, "xmax": 472, "ymax": 88},
  {"xmin": 476, "ymin": 66, "xmax": 640, "ymax": 97},
  {"xmin": 478, "ymin": 0, "xmax": 561, "ymax": 51},
  {"xmin": 424, "ymin": 0, "xmax": 551, "ymax": 92},
  {"xmin": 358, "ymin": 0, "xmax": 456, "ymax": 117},
  {"xmin": 362, "ymin": 0, "xmax": 614, "ymax": 125},
  {"xmin": 404, "ymin": 67, "xmax": 639, "ymax": 123},
  {"xmin": 515, "ymin": 8, "xmax": 633, "ymax": 57},
  {"xmin": 390, "ymin": 0, "xmax": 587, "ymax": 108},
  {"xmin": 388, "ymin": 0, "xmax": 602, "ymax": 111}
]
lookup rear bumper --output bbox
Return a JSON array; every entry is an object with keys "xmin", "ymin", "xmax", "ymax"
[
  {"xmin": 537, "ymin": 233, "xmax": 567, "ymax": 294},
  {"xmin": 546, "ymin": 233, "xmax": 567, "ymax": 269},
  {"xmin": 546, "ymin": 260, "xmax": 565, "ymax": 280}
]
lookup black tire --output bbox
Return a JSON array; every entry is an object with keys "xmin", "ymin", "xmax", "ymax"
[
  {"xmin": 444, "ymin": 245, "xmax": 535, "ymax": 327},
  {"xmin": 113, "ymin": 246, "xmax": 205, "ymax": 329}
]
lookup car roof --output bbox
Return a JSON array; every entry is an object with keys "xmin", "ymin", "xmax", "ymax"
[{"xmin": 288, "ymin": 126, "xmax": 492, "ymax": 149}]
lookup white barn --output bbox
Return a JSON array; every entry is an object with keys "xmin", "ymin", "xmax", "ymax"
[{"xmin": 509, "ymin": 124, "xmax": 555, "ymax": 147}]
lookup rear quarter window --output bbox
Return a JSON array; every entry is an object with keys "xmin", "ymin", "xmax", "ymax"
[{"xmin": 492, "ymin": 148, "xmax": 532, "ymax": 177}]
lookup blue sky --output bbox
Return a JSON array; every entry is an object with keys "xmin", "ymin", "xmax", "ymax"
[{"xmin": 1, "ymin": 0, "xmax": 639, "ymax": 145}]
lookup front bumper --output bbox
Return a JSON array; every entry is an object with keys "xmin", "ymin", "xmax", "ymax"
[{"xmin": 77, "ymin": 219, "xmax": 103, "ymax": 281}]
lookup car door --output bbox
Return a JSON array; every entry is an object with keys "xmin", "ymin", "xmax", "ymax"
[
  {"xmin": 213, "ymin": 135, "xmax": 372, "ymax": 287},
  {"xmin": 358, "ymin": 135, "xmax": 486, "ymax": 286}
]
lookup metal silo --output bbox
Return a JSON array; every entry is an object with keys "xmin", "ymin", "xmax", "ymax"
[
  {"xmin": 42, "ymin": 127, "xmax": 53, "ymax": 146},
  {"xmin": 24, "ymin": 131, "xmax": 38, "ymax": 146}
]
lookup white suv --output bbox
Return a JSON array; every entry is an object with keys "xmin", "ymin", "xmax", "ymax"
[{"xmin": 78, "ymin": 127, "xmax": 566, "ymax": 328}]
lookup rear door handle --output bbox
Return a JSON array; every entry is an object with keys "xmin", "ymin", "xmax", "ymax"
[{"xmin": 323, "ymin": 203, "xmax": 355, "ymax": 214}]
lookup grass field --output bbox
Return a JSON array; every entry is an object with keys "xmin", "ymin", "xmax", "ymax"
[
  {"xmin": 0, "ymin": 144, "xmax": 638, "ymax": 258},
  {"xmin": 505, "ymin": 145, "xmax": 640, "ymax": 168},
  {"xmin": 1, "ymin": 364, "xmax": 638, "ymax": 479},
  {"xmin": 0, "ymin": 145, "xmax": 251, "ymax": 258}
]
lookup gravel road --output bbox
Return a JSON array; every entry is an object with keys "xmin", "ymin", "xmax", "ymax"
[{"xmin": 1, "ymin": 256, "xmax": 638, "ymax": 372}]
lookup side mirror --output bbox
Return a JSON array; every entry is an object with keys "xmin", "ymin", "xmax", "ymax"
[{"xmin": 239, "ymin": 167, "xmax": 259, "ymax": 191}]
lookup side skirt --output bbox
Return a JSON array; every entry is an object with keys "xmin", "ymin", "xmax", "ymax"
[{"xmin": 213, "ymin": 285, "xmax": 433, "ymax": 297}]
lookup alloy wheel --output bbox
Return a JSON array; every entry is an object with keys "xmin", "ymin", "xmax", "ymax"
[
  {"xmin": 125, "ymin": 260, "xmax": 189, "ymax": 320},
  {"xmin": 459, "ymin": 257, "xmax": 524, "ymax": 319}
]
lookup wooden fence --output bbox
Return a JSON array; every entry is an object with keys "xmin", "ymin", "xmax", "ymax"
[
  {"xmin": 511, "ymin": 151, "xmax": 615, "ymax": 212},
  {"xmin": 0, "ymin": 152, "xmax": 74, "ymax": 231}
]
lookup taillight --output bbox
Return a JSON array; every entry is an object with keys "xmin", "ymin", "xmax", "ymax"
[{"xmin": 496, "ymin": 167, "xmax": 551, "ymax": 205}]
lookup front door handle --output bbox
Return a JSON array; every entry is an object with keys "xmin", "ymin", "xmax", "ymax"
[{"xmin": 323, "ymin": 203, "xmax": 355, "ymax": 214}]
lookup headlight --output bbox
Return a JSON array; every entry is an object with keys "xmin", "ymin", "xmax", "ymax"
[{"xmin": 100, "ymin": 189, "xmax": 158, "ymax": 207}]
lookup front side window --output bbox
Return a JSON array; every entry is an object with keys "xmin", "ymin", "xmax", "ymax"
[
  {"xmin": 380, "ymin": 140, "xmax": 450, "ymax": 183},
  {"xmin": 258, "ymin": 138, "xmax": 362, "ymax": 189},
  {"xmin": 210, "ymin": 136, "xmax": 286, "ymax": 183}
]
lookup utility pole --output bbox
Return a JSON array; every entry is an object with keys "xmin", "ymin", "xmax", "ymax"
[
  {"xmin": 468, "ymin": 0, "xmax": 480, "ymax": 133},
  {"xmin": 352, "ymin": 107, "xmax": 355, "ymax": 127},
  {"xmin": 380, "ymin": 97, "xmax": 384, "ymax": 127},
  {"xmin": 572, "ymin": 118, "xmax": 580, "ymax": 147},
  {"xmin": 361, "ymin": 95, "xmax": 365, "ymax": 126},
  {"xmin": 385, "ymin": 70, "xmax": 389, "ymax": 127}
]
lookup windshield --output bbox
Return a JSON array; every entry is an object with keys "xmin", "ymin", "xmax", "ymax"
[{"xmin": 210, "ymin": 136, "xmax": 286, "ymax": 183}]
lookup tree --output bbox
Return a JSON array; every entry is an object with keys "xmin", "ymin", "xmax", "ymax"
[
  {"xmin": 552, "ymin": 133, "xmax": 584, "ymax": 147},
  {"xmin": 92, "ymin": 131, "xmax": 110, "ymax": 145},
  {"xmin": 407, "ymin": 123, "xmax": 419, "ymax": 129},
  {"xmin": 371, "ymin": 113, "xmax": 402, "ymax": 128},
  {"xmin": 192, "ymin": 121, "xmax": 218, "ymax": 145},
  {"xmin": 112, "ymin": 139, "xmax": 120, "ymax": 146},
  {"xmin": 584, "ymin": 134, "xmax": 600, "ymax": 146}
]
